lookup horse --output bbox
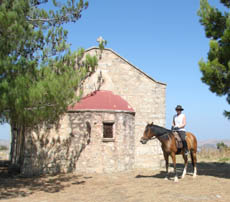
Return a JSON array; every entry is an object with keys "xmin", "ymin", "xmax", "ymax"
[{"xmin": 140, "ymin": 122, "xmax": 197, "ymax": 182}]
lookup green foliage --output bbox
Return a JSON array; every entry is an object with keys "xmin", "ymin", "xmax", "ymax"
[
  {"xmin": 99, "ymin": 40, "xmax": 107, "ymax": 51},
  {"xmin": 198, "ymin": 0, "xmax": 230, "ymax": 119},
  {"xmin": 218, "ymin": 157, "xmax": 230, "ymax": 162},
  {"xmin": 216, "ymin": 141, "xmax": 228, "ymax": 150},
  {"xmin": 0, "ymin": 0, "xmax": 100, "ymax": 128},
  {"xmin": 0, "ymin": 145, "xmax": 8, "ymax": 151},
  {"xmin": 221, "ymin": 0, "xmax": 230, "ymax": 8}
]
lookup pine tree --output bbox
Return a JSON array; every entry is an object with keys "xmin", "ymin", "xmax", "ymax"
[
  {"xmin": 198, "ymin": 0, "xmax": 230, "ymax": 119},
  {"xmin": 0, "ymin": 0, "xmax": 103, "ymax": 165}
]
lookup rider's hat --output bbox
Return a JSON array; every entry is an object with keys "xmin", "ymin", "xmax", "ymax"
[{"xmin": 175, "ymin": 105, "xmax": 184, "ymax": 111}]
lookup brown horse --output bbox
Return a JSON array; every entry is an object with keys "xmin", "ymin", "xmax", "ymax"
[{"xmin": 140, "ymin": 122, "xmax": 197, "ymax": 182}]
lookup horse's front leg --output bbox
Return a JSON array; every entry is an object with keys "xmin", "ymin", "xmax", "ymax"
[
  {"xmin": 163, "ymin": 152, "xmax": 169, "ymax": 180},
  {"xmin": 181, "ymin": 153, "xmax": 188, "ymax": 179},
  {"xmin": 171, "ymin": 152, "xmax": 178, "ymax": 182}
]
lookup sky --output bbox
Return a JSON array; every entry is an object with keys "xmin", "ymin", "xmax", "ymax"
[{"xmin": 1, "ymin": 0, "xmax": 230, "ymax": 142}]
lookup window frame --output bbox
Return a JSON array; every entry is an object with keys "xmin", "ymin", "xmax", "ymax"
[{"xmin": 102, "ymin": 121, "xmax": 115, "ymax": 142}]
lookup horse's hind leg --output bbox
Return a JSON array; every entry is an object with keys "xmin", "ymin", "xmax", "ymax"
[
  {"xmin": 181, "ymin": 153, "xmax": 188, "ymax": 179},
  {"xmin": 163, "ymin": 152, "xmax": 169, "ymax": 180},
  {"xmin": 191, "ymin": 151, "xmax": 197, "ymax": 178}
]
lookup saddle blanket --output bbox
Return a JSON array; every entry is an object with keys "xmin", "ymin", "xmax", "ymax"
[{"xmin": 172, "ymin": 131, "xmax": 183, "ymax": 149}]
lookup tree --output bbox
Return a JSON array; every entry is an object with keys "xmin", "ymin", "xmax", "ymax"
[
  {"xmin": 0, "ymin": 0, "xmax": 104, "ymax": 165},
  {"xmin": 217, "ymin": 141, "xmax": 228, "ymax": 150},
  {"xmin": 198, "ymin": 0, "xmax": 230, "ymax": 119}
]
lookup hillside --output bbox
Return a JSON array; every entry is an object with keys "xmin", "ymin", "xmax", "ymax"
[
  {"xmin": 198, "ymin": 139, "xmax": 230, "ymax": 149},
  {"xmin": 0, "ymin": 139, "xmax": 10, "ymax": 148}
]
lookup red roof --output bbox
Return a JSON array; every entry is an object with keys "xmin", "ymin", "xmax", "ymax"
[{"xmin": 68, "ymin": 91, "xmax": 135, "ymax": 112}]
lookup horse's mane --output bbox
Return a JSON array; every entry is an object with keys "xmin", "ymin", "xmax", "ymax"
[{"xmin": 147, "ymin": 124, "xmax": 171, "ymax": 138}]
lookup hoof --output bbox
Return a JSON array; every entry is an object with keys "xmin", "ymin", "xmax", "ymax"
[
  {"xmin": 164, "ymin": 177, "xmax": 169, "ymax": 180},
  {"xmin": 174, "ymin": 177, "xmax": 179, "ymax": 182}
]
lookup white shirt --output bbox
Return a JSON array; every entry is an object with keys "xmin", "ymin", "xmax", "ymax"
[{"xmin": 173, "ymin": 113, "xmax": 186, "ymax": 131}]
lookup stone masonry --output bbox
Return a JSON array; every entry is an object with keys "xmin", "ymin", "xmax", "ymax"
[
  {"xmin": 19, "ymin": 47, "xmax": 166, "ymax": 176},
  {"xmin": 82, "ymin": 47, "xmax": 166, "ymax": 169},
  {"xmin": 72, "ymin": 111, "xmax": 135, "ymax": 173}
]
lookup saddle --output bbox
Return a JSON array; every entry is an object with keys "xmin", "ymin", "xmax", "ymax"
[{"xmin": 172, "ymin": 131, "xmax": 183, "ymax": 149}]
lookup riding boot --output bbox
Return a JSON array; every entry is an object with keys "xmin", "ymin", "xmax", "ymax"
[
  {"xmin": 183, "ymin": 140, "xmax": 189, "ymax": 155},
  {"xmin": 179, "ymin": 131, "xmax": 189, "ymax": 155}
]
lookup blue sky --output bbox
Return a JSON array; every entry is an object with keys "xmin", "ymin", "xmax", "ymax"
[{"xmin": 1, "ymin": 0, "xmax": 230, "ymax": 141}]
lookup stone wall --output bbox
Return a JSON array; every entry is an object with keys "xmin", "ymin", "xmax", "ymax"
[
  {"xmin": 21, "ymin": 114, "xmax": 80, "ymax": 176},
  {"xmin": 21, "ymin": 110, "xmax": 135, "ymax": 176},
  {"xmin": 83, "ymin": 48, "xmax": 166, "ymax": 169},
  {"xmin": 72, "ymin": 111, "xmax": 135, "ymax": 173}
]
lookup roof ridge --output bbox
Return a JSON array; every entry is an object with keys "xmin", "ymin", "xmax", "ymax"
[{"xmin": 85, "ymin": 47, "xmax": 166, "ymax": 86}]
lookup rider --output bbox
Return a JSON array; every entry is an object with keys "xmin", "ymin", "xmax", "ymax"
[{"xmin": 172, "ymin": 105, "xmax": 189, "ymax": 155}]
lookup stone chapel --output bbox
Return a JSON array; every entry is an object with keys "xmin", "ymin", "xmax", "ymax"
[{"xmin": 13, "ymin": 47, "xmax": 166, "ymax": 176}]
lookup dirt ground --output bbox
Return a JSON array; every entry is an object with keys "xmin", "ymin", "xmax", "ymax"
[{"xmin": 0, "ymin": 158, "xmax": 230, "ymax": 202}]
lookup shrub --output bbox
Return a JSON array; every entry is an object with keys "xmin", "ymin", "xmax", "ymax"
[
  {"xmin": 0, "ymin": 145, "xmax": 8, "ymax": 151},
  {"xmin": 217, "ymin": 142, "xmax": 228, "ymax": 150}
]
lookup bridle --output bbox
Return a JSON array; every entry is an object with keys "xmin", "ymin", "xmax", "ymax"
[
  {"xmin": 145, "ymin": 126, "xmax": 157, "ymax": 140},
  {"xmin": 144, "ymin": 125, "xmax": 171, "ymax": 141},
  {"xmin": 149, "ymin": 131, "xmax": 170, "ymax": 141},
  {"xmin": 150, "ymin": 136, "xmax": 157, "ymax": 140}
]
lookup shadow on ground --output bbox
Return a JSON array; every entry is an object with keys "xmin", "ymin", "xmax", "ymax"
[
  {"xmin": 136, "ymin": 161, "xmax": 230, "ymax": 179},
  {"xmin": 0, "ymin": 170, "xmax": 90, "ymax": 200},
  {"xmin": 1, "ymin": 161, "xmax": 230, "ymax": 200}
]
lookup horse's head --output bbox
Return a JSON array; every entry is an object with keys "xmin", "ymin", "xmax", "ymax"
[{"xmin": 140, "ymin": 122, "xmax": 156, "ymax": 144}]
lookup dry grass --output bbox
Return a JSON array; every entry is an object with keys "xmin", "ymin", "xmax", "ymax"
[
  {"xmin": 198, "ymin": 148, "xmax": 230, "ymax": 162},
  {"xmin": 0, "ymin": 150, "xmax": 9, "ymax": 160}
]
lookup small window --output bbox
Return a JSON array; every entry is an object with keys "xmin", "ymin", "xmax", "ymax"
[
  {"xmin": 103, "ymin": 122, "xmax": 113, "ymax": 138},
  {"xmin": 103, "ymin": 122, "xmax": 114, "ymax": 142}
]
